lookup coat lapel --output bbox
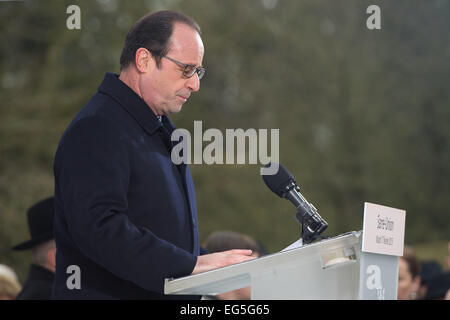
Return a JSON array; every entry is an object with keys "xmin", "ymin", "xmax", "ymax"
[{"xmin": 161, "ymin": 117, "xmax": 199, "ymax": 255}]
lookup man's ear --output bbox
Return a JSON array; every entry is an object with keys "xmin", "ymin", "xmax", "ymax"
[{"xmin": 135, "ymin": 48, "xmax": 153, "ymax": 73}]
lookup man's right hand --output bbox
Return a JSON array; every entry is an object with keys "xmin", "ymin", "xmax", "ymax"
[{"xmin": 191, "ymin": 249, "xmax": 255, "ymax": 275}]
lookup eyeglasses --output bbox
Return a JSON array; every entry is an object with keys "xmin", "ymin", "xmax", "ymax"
[{"xmin": 162, "ymin": 55, "xmax": 206, "ymax": 80}]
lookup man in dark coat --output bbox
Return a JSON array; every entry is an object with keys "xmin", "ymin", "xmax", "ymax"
[
  {"xmin": 52, "ymin": 11, "xmax": 252, "ymax": 299},
  {"xmin": 12, "ymin": 197, "xmax": 56, "ymax": 300}
]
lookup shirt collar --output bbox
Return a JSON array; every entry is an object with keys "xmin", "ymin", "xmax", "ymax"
[{"xmin": 98, "ymin": 72, "xmax": 163, "ymax": 135}]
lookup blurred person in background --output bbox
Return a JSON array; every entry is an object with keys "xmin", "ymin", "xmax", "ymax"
[
  {"xmin": 397, "ymin": 246, "xmax": 421, "ymax": 300},
  {"xmin": 12, "ymin": 197, "xmax": 55, "ymax": 300},
  {"xmin": 202, "ymin": 230, "xmax": 265, "ymax": 300},
  {"xmin": 0, "ymin": 264, "xmax": 21, "ymax": 300},
  {"xmin": 424, "ymin": 271, "xmax": 450, "ymax": 300},
  {"xmin": 418, "ymin": 260, "xmax": 443, "ymax": 300},
  {"xmin": 418, "ymin": 244, "xmax": 450, "ymax": 300}
]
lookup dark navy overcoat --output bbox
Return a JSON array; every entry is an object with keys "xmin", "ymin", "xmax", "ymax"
[{"xmin": 52, "ymin": 72, "xmax": 203, "ymax": 299}]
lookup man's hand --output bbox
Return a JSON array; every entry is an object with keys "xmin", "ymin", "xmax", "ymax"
[{"xmin": 191, "ymin": 249, "xmax": 255, "ymax": 275}]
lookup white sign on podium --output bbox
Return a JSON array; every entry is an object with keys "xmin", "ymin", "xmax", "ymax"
[
  {"xmin": 358, "ymin": 202, "xmax": 405, "ymax": 299},
  {"xmin": 362, "ymin": 202, "xmax": 406, "ymax": 256}
]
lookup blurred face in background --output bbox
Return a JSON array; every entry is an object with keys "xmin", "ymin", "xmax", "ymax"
[{"xmin": 398, "ymin": 257, "xmax": 421, "ymax": 300}]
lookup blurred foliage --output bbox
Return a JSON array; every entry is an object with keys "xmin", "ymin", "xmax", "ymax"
[
  {"xmin": 414, "ymin": 240, "xmax": 449, "ymax": 269},
  {"xmin": 0, "ymin": 0, "xmax": 449, "ymax": 283}
]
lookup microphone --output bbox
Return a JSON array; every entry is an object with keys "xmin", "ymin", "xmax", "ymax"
[{"xmin": 262, "ymin": 163, "xmax": 328, "ymax": 241}]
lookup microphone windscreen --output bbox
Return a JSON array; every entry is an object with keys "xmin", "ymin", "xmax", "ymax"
[{"xmin": 262, "ymin": 162, "xmax": 296, "ymax": 197}]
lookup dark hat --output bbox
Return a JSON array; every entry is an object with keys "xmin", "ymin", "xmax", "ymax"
[
  {"xmin": 425, "ymin": 272, "xmax": 450, "ymax": 300},
  {"xmin": 420, "ymin": 260, "xmax": 443, "ymax": 284},
  {"xmin": 12, "ymin": 197, "xmax": 55, "ymax": 251}
]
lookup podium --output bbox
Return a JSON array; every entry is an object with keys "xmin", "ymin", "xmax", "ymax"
[{"xmin": 164, "ymin": 231, "xmax": 399, "ymax": 299}]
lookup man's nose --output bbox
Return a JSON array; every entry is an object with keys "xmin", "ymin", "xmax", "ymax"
[{"xmin": 186, "ymin": 73, "xmax": 200, "ymax": 92}]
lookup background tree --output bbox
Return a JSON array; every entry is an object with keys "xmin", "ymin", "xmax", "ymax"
[{"xmin": 1, "ymin": 0, "xmax": 449, "ymax": 282}]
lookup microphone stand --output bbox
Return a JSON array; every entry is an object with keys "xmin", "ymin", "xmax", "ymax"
[
  {"xmin": 295, "ymin": 202, "xmax": 329, "ymax": 245},
  {"xmin": 297, "ymin": 213, "xmax": 312, "ymax": 245}
]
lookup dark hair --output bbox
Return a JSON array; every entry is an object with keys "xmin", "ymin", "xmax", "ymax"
[
  {"xmin": 119, "ymin": 10, "xmax": 201, "ymax": 70},
  {"xmin": 203, "ymin": 231, "xmax": 265, "ymax": 256},
  {"xmin": 402, "ymin": 246, "xmax": 421, "ymax": 279}
]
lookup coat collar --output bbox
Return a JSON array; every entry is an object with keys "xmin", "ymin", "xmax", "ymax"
[
  {"xmin": 98, "ymin": 72, "xmax": 163, "ymax": 135},
  {"xmin": 29, "ymin": 264, "xmax": 54, "ymax": 281}
]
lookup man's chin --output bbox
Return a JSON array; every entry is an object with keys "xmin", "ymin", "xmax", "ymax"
[{"xmin": 168, "ymin": 102, "xmax": 184, "ymax": 114}]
